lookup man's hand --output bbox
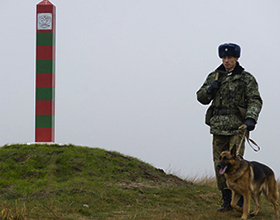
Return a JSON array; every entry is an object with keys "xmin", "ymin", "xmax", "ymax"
[
  {"xmin": 207, "ymin": 80, "xmax": 221, "ymax": 94},
  {"xmin": 244, "ymin": 118, "xmax": 256, "ymax": 131}
]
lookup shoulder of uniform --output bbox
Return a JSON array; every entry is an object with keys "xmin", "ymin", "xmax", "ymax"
[
  {"xmin": 204, "ymin": 71, "xmax": 217, "ymax": 81},
  {"xmin": 208, "ymin": 71, "xmax": 217, "ymax": 76},
  {"xmin": 242, "ymin": 71, "xmax": 257, "ymax": 80},
  {"xmin": 242, "ymin": 70, "xmax": 256, "ymax": 77}
]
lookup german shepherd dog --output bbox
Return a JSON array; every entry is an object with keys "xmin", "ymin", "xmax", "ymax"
[{"xmin": 217, "ymin": 145, "xmax": 279, "ymax": 219}]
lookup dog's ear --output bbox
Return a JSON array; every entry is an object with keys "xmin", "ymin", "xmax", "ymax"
[{"xmin": 230, "ymin": 145, "xmax": 237, "ymax": 157}]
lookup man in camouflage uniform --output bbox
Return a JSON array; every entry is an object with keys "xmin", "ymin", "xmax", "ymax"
[{"xmin": 196, "ymin": 43, "xmax": 262, "ymax": 211}]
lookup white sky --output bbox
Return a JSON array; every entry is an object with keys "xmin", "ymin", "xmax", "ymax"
[{"xmin": 1, "ymin": 0, "xmax": 280, "ymax": 179}]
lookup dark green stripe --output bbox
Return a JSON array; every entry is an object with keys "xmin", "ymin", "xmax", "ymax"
[
  {"xmin": 36, "ymin": 115, "xmax": 55, "ymax": 128},
  {"xmin": 36, "ymin": 60, "xmax": 55, "ymax": 73},
  {"xmin": 36, "ymin": 88, "xmax": 55, "ymax": 101},
  {"xmin": 36, "ymin": 33, "xmax": 55, "ymax": 46}
]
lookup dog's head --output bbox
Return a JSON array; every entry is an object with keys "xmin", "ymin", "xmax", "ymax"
[{"xmin": 217, "ymin": 144, "xmax": 237, "ymax": 175}]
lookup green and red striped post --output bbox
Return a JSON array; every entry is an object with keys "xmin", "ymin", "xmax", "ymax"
[{"xmin": 35, "ymin": 0, "xmax": 56, "ymax": 142}]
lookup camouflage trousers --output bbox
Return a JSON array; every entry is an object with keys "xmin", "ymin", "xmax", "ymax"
[{"xmin": 212, "ymin": 134, "xmax": 245, "ymax": 190}]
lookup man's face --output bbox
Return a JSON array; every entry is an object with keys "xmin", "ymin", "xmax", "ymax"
[{"xmin": 222, "ymin": 56, "xmax": 238, "ymax": 71}]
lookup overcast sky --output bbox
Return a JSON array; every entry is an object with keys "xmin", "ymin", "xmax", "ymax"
[{"xmin": 1, "ymin": 0, "xmax": 280, "ymax": 179}]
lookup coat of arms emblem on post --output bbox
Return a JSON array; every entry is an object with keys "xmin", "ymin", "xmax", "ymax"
[{"xmin": 38, "ymin": 13, "xmax": 52, "ymax": 30}]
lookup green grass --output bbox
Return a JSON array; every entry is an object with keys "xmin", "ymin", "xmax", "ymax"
[{"xmin": 0, "ymin": 144, "xmax": 278, "ymax": 219}]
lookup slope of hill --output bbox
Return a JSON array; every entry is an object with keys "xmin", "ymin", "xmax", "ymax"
[{"xmin": 0, "ymin": 144, "xmax": 277, "ymax": 220}]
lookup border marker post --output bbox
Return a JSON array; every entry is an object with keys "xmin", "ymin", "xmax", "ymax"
[{"xmin": 35, "ymin": 0, "xmax": 56, "ymax": 142}]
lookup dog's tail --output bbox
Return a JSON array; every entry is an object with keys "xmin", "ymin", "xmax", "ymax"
[{"xmin": 264, "ymin": 174, "xmax": 279, "ymax": 202}]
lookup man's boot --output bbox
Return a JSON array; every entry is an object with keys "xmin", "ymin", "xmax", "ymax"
[
  {"xmin": 237, "ymin": 196, "xmax": 244, "ymax": 208},
  {"xmin": 217, "ymin": 189, "xmax": 233, "ymax": 212}
]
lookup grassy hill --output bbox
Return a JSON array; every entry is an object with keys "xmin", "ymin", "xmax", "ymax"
[{"xmin": 0, "ymin": 144, "xmax": 278, "ymax": 220}]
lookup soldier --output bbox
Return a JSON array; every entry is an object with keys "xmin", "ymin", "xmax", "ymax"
[{"xmin": 196, "ymin": 43, "xmax": 262, "ymax": 211}]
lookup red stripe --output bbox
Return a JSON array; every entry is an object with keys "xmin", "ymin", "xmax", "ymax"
[
  {"xmin": 36, "ymin": 100, "xmax": 55, "ymax": 115},
  {"xmin": 36, "ymin": 73, "xmax": 55, "ymax": 88},
  {"xmin": 37, "ymin": 29, "xmax": 54, "ymax": 33},
  {"xmin": 35, "ymin": 128, "xmax": 54, "ymax": 142},
  {"xmin": 37, "ymin": 4, "xmax": 54, "ymax": 12},
  {"xmin": 36, "ymin": 46, "xmax": 54, "ymax": 60}
]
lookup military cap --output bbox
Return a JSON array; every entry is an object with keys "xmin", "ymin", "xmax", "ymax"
[{"xmin": 218, "ymin": 43, "xmax": 241, "ymax": 58}]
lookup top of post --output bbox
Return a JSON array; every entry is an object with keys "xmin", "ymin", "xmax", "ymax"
[{"xmin": 38, "ymin": 0, "xmax": 54, "ymax": 5}]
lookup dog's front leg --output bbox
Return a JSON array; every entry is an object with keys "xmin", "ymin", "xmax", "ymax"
[
  {"xmin": 231, "ymin": 191, "xmax": 243, "ymax": 213},
  {"xmin": 240, "ymin": 192, "xmax": 251, "ymax": 220},
  {"xmin": 250, "ymin": 192, "xmax": 261, "ymax": 217}
]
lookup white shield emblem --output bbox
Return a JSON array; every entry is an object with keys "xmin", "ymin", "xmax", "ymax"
[{"xmin": 38, "ymin": 13, "xmax": 52, "ymax": 30}]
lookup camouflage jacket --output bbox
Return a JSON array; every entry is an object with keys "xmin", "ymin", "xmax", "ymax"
[{"xmin": 196, "ymin": 62, "xmax": 262, "ymax": 135}]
